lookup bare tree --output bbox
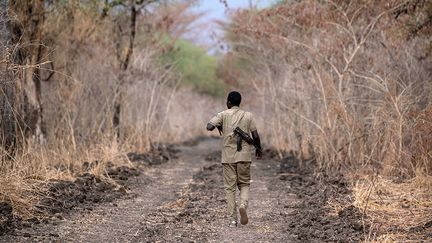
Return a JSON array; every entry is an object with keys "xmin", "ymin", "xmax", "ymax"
[
  {"xmin": 225, "ymin": 0, "xmax": 432, "ymax": 175},
  {"xmin": 111, "ymin": 0, "xmax": 159, "ymax": 140},
  {"xmin": 0, "ymin": 0, "xmax": 16, "ymax": 157},
  {"xmin": 8, "ymin": 0, "xmax": 46, "ymax": 142}
]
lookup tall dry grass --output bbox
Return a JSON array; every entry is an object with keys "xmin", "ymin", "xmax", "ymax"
[
  {"xmin": 228, "ymin": 0, "xmax": 432, "ymax": 177},
  {"xmin": 0, "ymin": 1, "xmax": 221, "ymax": 218},
  {"xmin": 226, "ymin": 0, "xmax": 432, "ymax": 240}
]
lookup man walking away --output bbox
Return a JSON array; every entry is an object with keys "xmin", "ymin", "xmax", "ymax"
[{"xmin": 206, "ymin": 91, "xmax": 262, "ymax": 227}]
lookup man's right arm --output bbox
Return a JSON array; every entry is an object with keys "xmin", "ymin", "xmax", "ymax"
[
  {"xmin": 206, "ymin": 112, "xmax": 223, "ymax": 133},
  {"xmin": 252, "ymin": 130, "xmax": 262, "ymax": 159},
  {"xmin": 206, "ymin": 123, "xmax": 215, "ymax": 131}
]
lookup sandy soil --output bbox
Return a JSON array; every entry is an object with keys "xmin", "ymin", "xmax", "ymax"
[{"xmin": 1, "ymin": 137, "xmax": 366, "ymax": 242}]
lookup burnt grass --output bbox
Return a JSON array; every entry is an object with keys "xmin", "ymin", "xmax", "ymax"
[
  {"xmin": 0, "ymin": 145, "xmax": 177, "ymax": 237},
  {"xmin": 277, "ymin": 155, "xmax": 368, "ymax": 242}
]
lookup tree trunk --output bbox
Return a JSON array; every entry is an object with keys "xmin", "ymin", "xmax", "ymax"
[
  {"xmin": 0, "ymin": 0, "xmax": 16, "ymax": 157},
  {"xmin": 9, "ymin": 0, "xmax": 45, "ymax": 142},
  {"xmin": 113, "ymin": 1, "xmax": 137, "ymax": 140}
]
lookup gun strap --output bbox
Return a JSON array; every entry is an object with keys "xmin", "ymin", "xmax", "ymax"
[{"xmin": 233, "ymin": 111, "xmax": 246, "ymax": 131}]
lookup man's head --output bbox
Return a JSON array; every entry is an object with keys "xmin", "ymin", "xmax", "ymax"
[{"xmin": 227, "ymin": 91, "xmax": 241, "ymax": 108}]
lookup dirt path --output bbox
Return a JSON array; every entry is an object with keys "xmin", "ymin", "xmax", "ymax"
[
  {"xmin": 134, "ymin": 139, "xmax": 295, "ymax": 242},
  {"xmin": 2, "ymin": 137, "xmax": 364, "ymax": 242}
]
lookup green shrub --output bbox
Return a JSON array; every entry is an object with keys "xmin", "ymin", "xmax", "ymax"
[{"xmin": 161, "ymin": 39, "xmax": 225, "ymax": 96}]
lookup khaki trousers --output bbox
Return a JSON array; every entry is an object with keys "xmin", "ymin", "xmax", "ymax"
[{"xmin": 222, "ymin": 162, "xmax": 251, "ymax": 221}]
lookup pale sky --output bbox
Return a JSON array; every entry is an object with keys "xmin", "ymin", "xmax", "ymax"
[{"xmin": 190, "ymin": 0, "xmax": 272, "ymax": 51}]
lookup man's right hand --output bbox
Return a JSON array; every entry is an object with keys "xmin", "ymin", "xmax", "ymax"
[{"xmin": 206, "ymin": 123, "xmax": 215, "ymax": 131}]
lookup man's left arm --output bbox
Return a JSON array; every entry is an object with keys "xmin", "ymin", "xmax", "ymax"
[
  {"xmin": 252, "ymin": 130, "xmax": 262, "ymax": 159},
  {"xmin": 249, "ymin": 114, "xmax": 262, "ymax": 159}
]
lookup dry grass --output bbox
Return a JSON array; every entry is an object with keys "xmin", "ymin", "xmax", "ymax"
[
  {"xmin": 0, "ymin": 135, "xmax": 130, "ymax": 217},
  {"xmin": 1, "ymin": 0, "xmax": 429, "ymax": 240},
  {"xmin": 0, "ymin": 0, "xmax": 221, "ymax": 225},
  {"xmin": 226, "ymin": 0, "xmax": 432, "ymax": 240},
  {"xmin": 1, "ymin": 57, "xmax": 217, "ymax": 219},
  {"xmin": 0, "ymin": 35, "xmax": 214, "ymax": 218},
  {"xmin": 0, "ymin": 83, "xmax": 218, "ymax": 218},
  {"xmin": 352, "ymin": 174, "xmax": 432, "ymax": 241},
  {"xmin": 0, "ymin": 176, "xmax": 41, "ymax": 219}
]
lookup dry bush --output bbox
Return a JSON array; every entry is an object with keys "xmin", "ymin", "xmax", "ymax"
[
  {"xmin": 160, "ymin": 87, "xmax": 222, "ymax": 142},
  {"xmin": 0, "ymin": 0, "xmax": 219, "ymax": 218},
  {"xmin": 37, "ymin": 0, "xmax": 211, "ymax": 150},
  {"xmin": 225, "ymin": 1, "xmax": 432, "ymax": 240},
  {"xmin": 227, "ymin": 0, "xmax": 432, "ymax": 177},
  {"xmin": 124, "ymin": 81, "xmax": 221, "ymax": 151},
  {"xmin": 125, "ymin": 85, "xmax": 222, "ymax": 149},
  {"xmin": 0, "ymin": 136, "xmax": 130, "ymax": 218}
]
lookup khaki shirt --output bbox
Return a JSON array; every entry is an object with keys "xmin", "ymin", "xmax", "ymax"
[{"xmin": 208, "ymin": 106, "xmax": 257, "ymax": 163}]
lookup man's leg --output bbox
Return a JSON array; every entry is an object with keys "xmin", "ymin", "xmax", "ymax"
[
  {"xmin": 237, "ymin": 161, "xmax": 251, "ymax": 225},
  {"xmin": 222, "ymin": 163, "xmax": 238, "ymax": 224}
]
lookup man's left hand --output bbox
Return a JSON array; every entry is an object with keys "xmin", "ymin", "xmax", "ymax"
[{"xmin": 256, "ymin": 148, "xmax": 263, "ymax": 160}]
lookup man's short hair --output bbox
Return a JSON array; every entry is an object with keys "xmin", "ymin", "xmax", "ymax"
[{"xmin": 227, "ymin": 91, "xmax": 241, "ymax": 106}]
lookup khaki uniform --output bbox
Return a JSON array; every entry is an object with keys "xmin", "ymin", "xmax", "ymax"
[{"xmin": 208, "ymin": 106, "xmax": 257, "ymax": 221}]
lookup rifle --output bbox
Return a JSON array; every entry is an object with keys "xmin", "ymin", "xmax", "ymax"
[{"xmin": 233, "ymin": 127, "xmax": 258, "ymax": 152}]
